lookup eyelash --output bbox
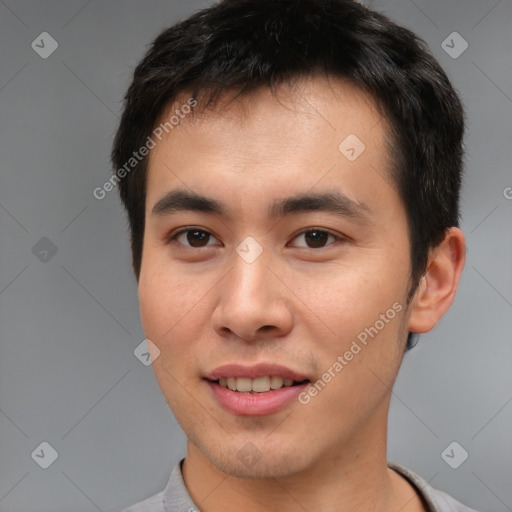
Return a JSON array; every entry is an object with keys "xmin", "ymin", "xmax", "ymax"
[{"xmin": 165, "ymin": 227, "xmax": 344, "ymax": 249}]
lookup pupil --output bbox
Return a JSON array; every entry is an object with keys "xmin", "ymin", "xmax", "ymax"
[
  {"xmin": 305, "ymin": 230, "xmax": 328, "ymax": 248},
  {"xmin": 187, "ymin": 230, "xmax": 209, "ymax": 247}
]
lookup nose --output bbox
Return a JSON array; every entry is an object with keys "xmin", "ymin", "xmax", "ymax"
[{"xmin": 212, "ymin": 250, "xmax": 294, "ymax": 343}]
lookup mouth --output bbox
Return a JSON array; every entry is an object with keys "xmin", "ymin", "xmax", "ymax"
[
  {"xmin": 207, "ymin": 376, "xmax": 310, "ymax": 393},
  {"xmin": 203, "ymin": 363, "xmax": 312, "ymax": 416}
]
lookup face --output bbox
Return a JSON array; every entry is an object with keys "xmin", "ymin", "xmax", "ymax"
[{"xmin": 138, "ymin": 77, "xmax": 414, "ymax": 478}]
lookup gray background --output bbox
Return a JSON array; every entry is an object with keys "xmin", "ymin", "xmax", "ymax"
[{"xmin": 0, "ymin": 0, "xmax": 511, "ymax": 511}]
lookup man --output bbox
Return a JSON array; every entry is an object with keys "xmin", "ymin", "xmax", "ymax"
[{"xmin": 111, "ymin": 0, "xmax": 475, "ymax": 510}]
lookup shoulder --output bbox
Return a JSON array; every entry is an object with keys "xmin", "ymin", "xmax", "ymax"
[
  {"xmin": 116, "ymin": 490, "xmax": 165, "ymax": 512},
  {"xmin": 114, "ymin": 459, "xmax": 196, "ymax": 512},
  {"xmin": 389, "ymin": 462, "xmax": 480, "ymax": 512}
]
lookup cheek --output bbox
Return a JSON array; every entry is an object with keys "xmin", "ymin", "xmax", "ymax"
[
  {"xmin": 295, "ymin": 255, "xmax": 409, "ymax": 401},
  {"xmin": 138, "ymin": 272, "xmax": 202, "ymax": 405},
  {"xmin": 138, "ymin": 255, "xmax": 224, "ymax": 382},
  {"xmin": 297, "ymin": 255, "xmax": 407, "ymax": 334},
  {"xmin": 138, "ymin": 261, "xmax": 206, "ymax": 345}
]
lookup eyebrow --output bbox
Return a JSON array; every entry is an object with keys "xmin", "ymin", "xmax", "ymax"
[{"xmin": 151, "ymin": 188, "xmax": 374, "ymax": 222}]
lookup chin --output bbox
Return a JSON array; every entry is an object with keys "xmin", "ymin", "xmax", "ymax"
[{"xmin": 192, "ymin": 431, "xmax": 315, "ymax": 479}]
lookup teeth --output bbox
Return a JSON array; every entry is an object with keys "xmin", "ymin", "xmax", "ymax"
[
  {"xmin": 217, "ymin": 376, "xmax": 300, "ymax": 393},
  {"xmin": 252, "ymin": 376, "xmax": 270, "ymax": 392},
  {"xmin": 236, "ymin": 377, "xmax": 252, "ymax": 392},
  {"xmin": 227, "ymin": 377, "xmax": 237, "ymax": 391},
  {"xmin": 270, "ymin": 376, "xmax": 284, "ymax": 389}
]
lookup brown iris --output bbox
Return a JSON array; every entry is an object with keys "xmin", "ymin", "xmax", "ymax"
[{"xmin": 303, "ymin": 230, "xmax": 330, "ymax": 248}]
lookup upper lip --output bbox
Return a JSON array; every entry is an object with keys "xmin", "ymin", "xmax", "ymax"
[{"xmin": 204, "ymin": 363, "xmax": 311, "ymax": 382}]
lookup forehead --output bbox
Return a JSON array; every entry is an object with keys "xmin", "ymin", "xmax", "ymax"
[
  {"xmin": 156, "ymin": 76, "xmax": 385, "ymax": 141},
  {"xmin": 145, "ymin": 76, "xmax": 396, "ymax": 216}
]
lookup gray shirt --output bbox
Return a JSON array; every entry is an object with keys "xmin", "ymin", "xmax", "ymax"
[{"xmin": 119, "ymin": 459, "xmax": 479, "ymax": 512}]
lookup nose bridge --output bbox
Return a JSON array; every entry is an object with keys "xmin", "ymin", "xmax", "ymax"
[
  {"xmin": 212, "ymin": 240, "xmax": 293, "ymax": 341},
  {"xmin": 228, "ymin": 244, "xmax": 273, "ymax": 306}
]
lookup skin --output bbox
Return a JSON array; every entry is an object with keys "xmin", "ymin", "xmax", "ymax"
[{"xmin": 138, "ymin": 76, "xmax": 466, "ymax": 512}]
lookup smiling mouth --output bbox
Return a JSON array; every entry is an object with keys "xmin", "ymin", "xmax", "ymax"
[{"xmin": 208, "ymin": 376, "xmax": 310, "ymax": 393}]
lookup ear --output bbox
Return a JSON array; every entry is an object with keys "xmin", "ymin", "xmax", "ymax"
[{"xmin": 408, "ymin": 227, "xmax": 466, "ymax": 334}]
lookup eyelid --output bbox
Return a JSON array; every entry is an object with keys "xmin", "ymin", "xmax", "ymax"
[
  {"xmin": 165, "ymin": 226, "xmax": 222, "ymax": 247},
  {"xmin": 165, "ymin": 226, "xmax": 346, "ymax": 248},
  {"xmin": 288, "ymin": 227, "xmax": 345, "ymax": 248}
]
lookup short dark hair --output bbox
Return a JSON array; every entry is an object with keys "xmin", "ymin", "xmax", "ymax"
[{"xmin": 112, "ymin": 0, "xmax": 465, "ymax": 350}]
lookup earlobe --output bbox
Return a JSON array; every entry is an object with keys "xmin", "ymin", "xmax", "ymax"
[{"xmin": 407, "ymin": 227, "xmax": 466, "ymax": 334}]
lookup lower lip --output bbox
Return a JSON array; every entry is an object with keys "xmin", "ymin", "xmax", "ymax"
[{"xmin": 206, "ymin": 380, "xmax": 309, "ymax": 416}]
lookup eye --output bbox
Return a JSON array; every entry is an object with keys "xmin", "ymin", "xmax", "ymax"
[
  {"xmin": 289, "ymin": 229, "xmax": 341, "ymax": 249},
  {"xmin": 167, "ymin": 228, "xmax": 220, "ymax": 248}
]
